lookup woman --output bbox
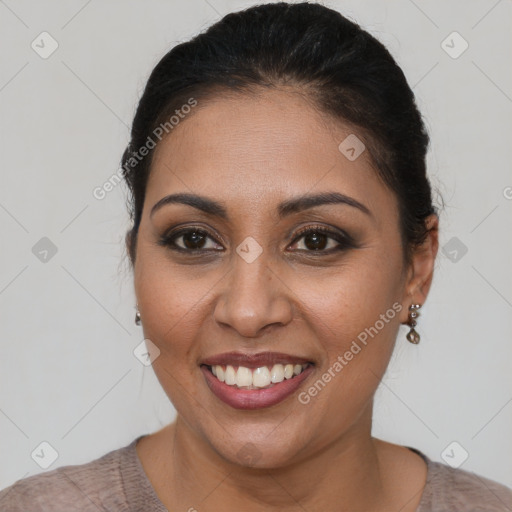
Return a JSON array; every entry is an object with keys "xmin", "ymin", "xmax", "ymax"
[{"xmin": 1, "ymin": 2, "xmax": 511, "ymax": 511}]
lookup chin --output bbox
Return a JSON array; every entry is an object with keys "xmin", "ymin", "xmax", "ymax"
[{"xmin": 208, "ymin": 431, "xmax": 306, "ymax": 470}]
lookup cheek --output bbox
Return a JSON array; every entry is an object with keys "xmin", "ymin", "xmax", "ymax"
[
  {"xmin": 290, "ymin": 265, "xmax": 403, "ymax": 447},
  {"xmin": 134, "ymin": 250, "xmax": 210, "ymax": 410},
  {"xmin": 298, "ymin": 248, "xmax": 403, "ymax": 346},
  {"xmin": 134, "ymin": 244, "xmax": 210, "ymax": 359},
  {"xmin": 293, "ymin": 247, "xmax": 404, "ymax": 400},
  {"xmin": 136, "ymin": 219, "xmax": 217, "ymax": 294}
]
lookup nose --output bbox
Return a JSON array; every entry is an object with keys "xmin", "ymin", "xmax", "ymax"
[{"xmin": 213, "ymin": 251, "xmax": 294, "ymax": 338}]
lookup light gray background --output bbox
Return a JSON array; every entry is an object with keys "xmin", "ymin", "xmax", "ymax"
[{"xmin": 1, "ymin": 0, "xmax": 511, "ymax": 491}]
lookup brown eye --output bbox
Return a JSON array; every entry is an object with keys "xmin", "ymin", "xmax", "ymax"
[
  {"xmin": 302, "ymin": 231, "xmax": 329, "ymax": 250},
  {"xmin": 289, "ymin": 226, "xmax": 354, "ymax": 254},
  {"xmin": 159, "ymin": 227, "xmax": 224, "ymax": 252},
  {"xmin": 181, "ymin": 230, "xmax": 207, "ymax": 249}
]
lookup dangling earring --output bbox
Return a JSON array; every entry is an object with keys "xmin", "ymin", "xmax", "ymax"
[
  {"xmin": 406, "ymin": 304, "xmax": 421, "ymax": 344},
  {"xmin": 135, "ymin": 304, "xmax": 141, "ymax": 326}
]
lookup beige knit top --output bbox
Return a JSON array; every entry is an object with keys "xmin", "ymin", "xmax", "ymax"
[{"xmin": 1, "ymin": 436, "xmax": 511, "ymax": 511}]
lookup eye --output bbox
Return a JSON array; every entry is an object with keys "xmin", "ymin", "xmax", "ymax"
[
  {"xmin": 158, "ymin": 227, "xmax": 224, "ymax": 252},
  {"xmin": 288, "ymin": 225, "xmax": 352, "ymax": 253},
  {"xmin": 158, "ymin": 224, "xmax": 354, "ymax": 255}
]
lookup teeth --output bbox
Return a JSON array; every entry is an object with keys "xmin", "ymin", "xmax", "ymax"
[
  {"xmin": 253, "ymin": 366, "xmax": 271, "ymax": 387},
  {"xmin": 270, "ymin": 364, "xmax": 284, "ymax": 383},
  {"xmin": 236, "ymin": 366, "xmax": 252, "ymax": 387},
  {"xmin": 209, "ymin": 363, "xmax": 309, "ymax": 389},
  {"xmin": 225, "ymin": 365, "xmax": 236, "ymax": 385}
]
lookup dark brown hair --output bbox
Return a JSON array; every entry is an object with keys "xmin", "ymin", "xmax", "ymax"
[{"xmin": 122, "ymin": 2, "xmax": 437, "ymax": 265}]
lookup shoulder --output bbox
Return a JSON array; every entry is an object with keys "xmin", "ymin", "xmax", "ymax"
[
  {"xmin": 418, "ymin": 451, "xmax": 512, "ymax": 511},
  {"xmin": 0, "ymin": 439, "xmax": 137, "ymax": 512}
]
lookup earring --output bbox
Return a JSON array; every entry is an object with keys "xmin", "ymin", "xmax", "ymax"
[
  {"xmin": 135, "ymin": 304, "xmax": 141, "ymax": 326},
  {"xmin": 406, "ymin": 304, "xmax": 421, "ymax": 344}
]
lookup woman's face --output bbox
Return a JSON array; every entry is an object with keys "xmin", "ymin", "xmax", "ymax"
[{"xmin": 133, "ymin": 88, "xmax": 424, "ymax": 468}]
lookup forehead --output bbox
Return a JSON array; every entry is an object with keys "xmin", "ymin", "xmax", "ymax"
[{"xmin": 145, "ymin": 89, "xmax": 396, "ymax": 221}]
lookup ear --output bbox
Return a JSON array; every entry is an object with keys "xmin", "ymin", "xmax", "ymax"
[
  {"xmin": 400, "ymin": 214, "xmax": 439, "ymax": 322},
  {"xmin": 125, "ymin": 229, "xmax": 135, "ymax": 266}
]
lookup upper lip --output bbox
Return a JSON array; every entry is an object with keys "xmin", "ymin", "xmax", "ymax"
[{"xmin": 201, "ymin": 351, "xmax": 313, "ymax": 369}]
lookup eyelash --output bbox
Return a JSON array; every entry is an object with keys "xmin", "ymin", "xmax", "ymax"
[{"xmin": 158, "ymin": 224, "xmax": 355, "ymax": 255}]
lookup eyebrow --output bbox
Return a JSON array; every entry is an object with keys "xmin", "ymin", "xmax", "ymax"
[{"xmin": 150, "ymin": 191, "xmax": 372, "ymax": 220}]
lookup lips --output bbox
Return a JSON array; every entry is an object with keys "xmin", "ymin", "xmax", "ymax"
[
  {"xmin": 200, "ymin": 351, "xmax": 315, "ymax": 410},
  {"xmin": 201, "ymin": 351, "xmax": 312, "ymax": 368}
]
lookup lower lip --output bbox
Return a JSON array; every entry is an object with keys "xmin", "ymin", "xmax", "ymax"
[{"xmin": 200, "ymin": 364, "xmax": 314, "ymax": 410}]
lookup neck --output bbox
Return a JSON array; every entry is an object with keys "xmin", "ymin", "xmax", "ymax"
[{"xmin": 161, "ymin": 405, "xmax": 390, "ymax": 511}]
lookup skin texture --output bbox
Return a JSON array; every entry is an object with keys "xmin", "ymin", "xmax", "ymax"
[{"xmin": 130, "ymin": 88, "xmax": 439, "ymax": 511}]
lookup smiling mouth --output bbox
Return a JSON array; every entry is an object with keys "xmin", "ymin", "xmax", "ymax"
[{"xmin": 203, "ymin": 363, "xmax": 312, "ymax": 390}]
